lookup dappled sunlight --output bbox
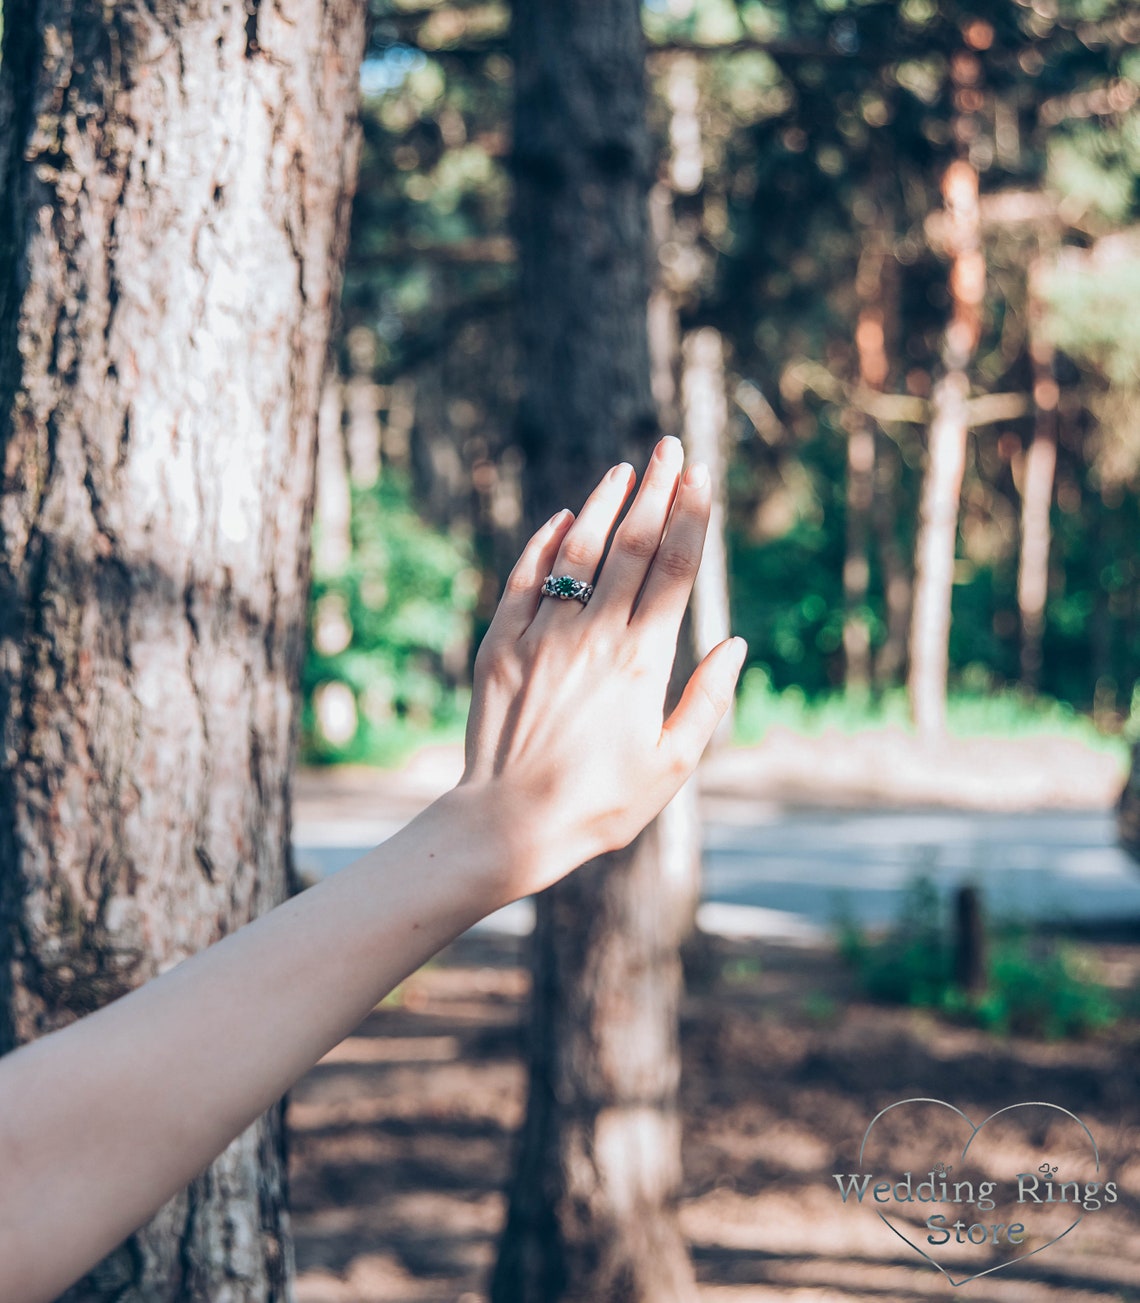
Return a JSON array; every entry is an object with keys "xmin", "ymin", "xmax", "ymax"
[{"xmin": 288, "ymin": 930, "xmax": 1140, "ymax": 1301}]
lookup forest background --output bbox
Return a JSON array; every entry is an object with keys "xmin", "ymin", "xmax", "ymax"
[
  {"xmin": 4, "ymin": 1, "xmax": 1140, "ymax": 1298},
  {"xmin": 300, "ymin": 0, "xmax": 1140, "ymax": 775}
]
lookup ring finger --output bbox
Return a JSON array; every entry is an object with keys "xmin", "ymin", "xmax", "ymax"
[{"xmin": 527, "ymin": 461, "xmax": 636, "ymax": 632}]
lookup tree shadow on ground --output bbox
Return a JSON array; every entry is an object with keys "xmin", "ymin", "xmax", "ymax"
[{"xmin": 289, "ymin": 926, "xmax": 1140, "ymax": 1302}]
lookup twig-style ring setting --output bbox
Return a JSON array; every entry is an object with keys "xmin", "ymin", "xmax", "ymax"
[{"xmin": 541, "ymin": 574, "xmax": 593, "ymax": 605}]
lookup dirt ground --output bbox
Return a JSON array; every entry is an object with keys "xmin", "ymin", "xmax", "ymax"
[{"xmin": 287, "ymin": 924, "xmax": 1140, "ymax": 1303}]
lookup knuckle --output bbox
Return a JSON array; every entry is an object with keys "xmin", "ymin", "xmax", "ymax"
[
  {"xmin": 619, "ymin": 525, "xmax": 660, "ymax": 561},
  {"xmin": 473, "ymin": 633, "xmax": 498, "ymax": 666},
  {"xmin": 475, "ymin": 637, "xmax": 517, "ymax": 680},
  {"xmin": 656, "ymin": 544, "xmax": 697, "ymax": 580},
  {"xmin": 505, "ymin": 569, "xmax": 534, "ymax": 597},
  {"xmin": 561, "ymin": 535, "xmax": 597, "ymax": 571},
  {"xmin": 490, "ymin": 658, "xmax": 524, "ymax": 695}
]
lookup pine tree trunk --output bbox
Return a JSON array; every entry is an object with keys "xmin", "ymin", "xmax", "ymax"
[
  {"xmin": 842, "ymin": 409, "xmax": 875, "ymax": 693},
  {"xmin": 845, "ymin": 234, "xmax": 893, "ymax": 695},
  {"xmin": 1120, "ymin": 741, "xmax": 1140, "ymax": 863},
  {"xmin": 909, "ymin": 366, "xmax": 970, "ymax": 738},
  {"xmin": 870, "ymin": 432, "xmax": 912, "ymax": 690},
  {"xmin": 0, "ymin": 4, "xmax": 366, "ymax": 1298},
  {"xmin": 1018, "ymin": 255, "xmax": 1058, "ymax": 691},
  {"xmin": 908, "ymin": 157, "xmax": 984, "ymax": 740},
  {"xmin": 681, "ymin": 326, "xmax": 733, "ymax": 747},
  {"xmin": 491, "ymin": 2, "xmax": 698, "ymax": 1299},
  {"xmin": 649, "ymin": 54, "xmax": 731, "ymax": 747}
]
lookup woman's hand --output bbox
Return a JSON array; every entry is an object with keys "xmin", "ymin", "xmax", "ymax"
[
  {"xmin": 460, "ymin": 434, "xmax": 746, "ymax": 899},
  {"xmin": 0, "ymin": 433, "xmax": 742, "ymax": 1303}
]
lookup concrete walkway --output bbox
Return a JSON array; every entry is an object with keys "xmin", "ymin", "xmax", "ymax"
[{"xmin": 292, "ymin": 740, "xmax": 1138, "ymax": 944}]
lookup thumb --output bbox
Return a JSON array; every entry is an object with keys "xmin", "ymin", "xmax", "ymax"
[{"xmin": 659, "ymin": 636, "xmax": 747, "ymax": 776}]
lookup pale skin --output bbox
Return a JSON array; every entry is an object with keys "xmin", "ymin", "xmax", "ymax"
[{"xmin": 0, "ymin": 434, "xmax": 746, "ymax": 1303}]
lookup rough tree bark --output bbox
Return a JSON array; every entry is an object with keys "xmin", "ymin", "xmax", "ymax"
[
  {"xmin": 490, "ymin": 2, "xmax": 699, "ymax": 1300},
  {"xmin": 0, "ymin": 3, "xmax": 367, "ymax": 1298}
]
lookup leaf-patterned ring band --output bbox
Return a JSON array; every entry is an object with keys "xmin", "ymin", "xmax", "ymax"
[{"xmin": 540, "ymin": 574, "xmax": 593, "ymax": 605}]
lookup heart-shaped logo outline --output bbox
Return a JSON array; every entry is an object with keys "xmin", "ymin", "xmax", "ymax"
[{"xmin": 858, "ymin": 1098, "xmax": 1100, "ymax": 1287}]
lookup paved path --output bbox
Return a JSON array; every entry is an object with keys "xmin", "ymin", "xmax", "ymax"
[
  {"xmin": 700, "ymin": 806, "xmax": 1140, "ymax": 936},
  {"xmin": 292, "ymin": 749, "xmax": 1140, "ymax": 946}
]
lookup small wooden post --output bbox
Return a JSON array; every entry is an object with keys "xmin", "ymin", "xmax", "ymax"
[{"xmin": 954, "ymin": 884, "xmax": 987, "ymax": 995}]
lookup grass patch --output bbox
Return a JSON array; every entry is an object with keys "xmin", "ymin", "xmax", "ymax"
[
  {"xmin": 733, "ymin": 666, "xmax": 1127, "ymax": 760},
  {"xmin": 836, "ymin": 877, "xmax": 1124, "ymax": 1040}
]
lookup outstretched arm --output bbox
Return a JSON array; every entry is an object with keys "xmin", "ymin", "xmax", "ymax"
[{"xmin": 0, "ymin": 435, "xmax": 745, "ymax": 1303}]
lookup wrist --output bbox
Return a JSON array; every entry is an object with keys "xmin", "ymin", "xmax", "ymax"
[{"xmin": 443, "ymin": 776, "xmax": 553, "ymax": 912}]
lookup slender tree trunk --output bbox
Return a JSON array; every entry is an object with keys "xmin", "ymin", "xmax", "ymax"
[
  {"xmin": 0, "ymin": 4, "xmax": 366, "ymax": 1298},
  {"xmin": 681, "ymin": 326, "xmax": 733, "ymax": 746},
  {"xmin": 491, "ymin": 2, "xmax": 698, "ymax": 1299},
  {"xmin": 315, "ymin": 374, "xmax": 353, "ymax": 577},
  {"xmin": 842, "ymin": 405, "xmax": 876, "ymax": 694},
  {"xmin": 1120, "ymin": 741, "xmax": 1140, "ymax": 863},
  {"xmin": 646, "ymin": 49, "xmax": 704, "ymax": 441},
  {"xmin": 648, "ymin": 181, "xmax": 683, "ymax": 440},
  {"xmin": 871, "ymin": 434, "xmax": 912, "ymax": 689},
  {"xmin": 908, "ymin": 156, "xmax": 984, "ymax": 739},
  {"xmin": 1018, "ymin": 255, "xmax": 1059, "ymax": 691},
  {"xmin": 650, "ymin": 54, "xmax": 732, "ymax": 746},
  {"xmin": 345, "ymin": 376, "xmax": 382, "ymax": 489},
  {"xmin": 844, "ymin": 239, "xmax": 892, "ymax": 694}
]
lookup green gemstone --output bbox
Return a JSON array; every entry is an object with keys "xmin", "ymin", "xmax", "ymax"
[{"xmin": 555, "ymin": 576, "xmax": 577, "ymax": 596}]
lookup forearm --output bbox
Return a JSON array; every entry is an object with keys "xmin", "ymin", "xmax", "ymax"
[{"xmin": 0, "ymin": 783, "xmax": 516, "ymax": 1303}]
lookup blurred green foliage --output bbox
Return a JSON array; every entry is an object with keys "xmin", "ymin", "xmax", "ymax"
[
  {"xmin": 301, "ymin": 472, "xmax": 475, "ymax": 765},
  {"xmin": 734, "ymin": 662, "xmax": 1128, "ymax": 757},
  {"xmin": 302, "ymin": 0, "xmax": 1140, "ymax": 762},
  {"xmin": 837, "ymin": 876, "xmax": 1123, "ymax": 1039}
]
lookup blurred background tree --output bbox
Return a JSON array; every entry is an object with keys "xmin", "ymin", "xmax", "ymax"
[
  {"xmin": 306, "ymin": 0, "xmax": 1140, "ymax": 772},
  {"xmin": 4, "ymin": 0, "xmax": 1139, "ymax": 1298},
  {"xmin": 300, "ymin": 8, "xmax": 1140, "ymax": 1295}
]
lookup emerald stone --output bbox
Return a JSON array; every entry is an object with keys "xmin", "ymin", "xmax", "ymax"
[{"xmin": 555, "ymin": 576, "xmax": 577, "ymax": 596}]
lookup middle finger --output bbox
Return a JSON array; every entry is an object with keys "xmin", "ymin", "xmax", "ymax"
[{"xmin": 589, "ymin": 435, "xmax": 685, "ymax": 618}]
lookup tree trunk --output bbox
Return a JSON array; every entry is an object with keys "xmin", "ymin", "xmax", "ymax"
[
  {"xmin": 0, "ymin": 4, "xmax": 366, "ymax": 1299},
  {"xmin": 842, "ymin": 409, "xmax": 876, "ymax": 694},
  {"xmin": 648, "ymin": 53, "xmax": 732, "ymax": 745},
  {"xmin": 907, "ymin": 156, "xmax": 984, "ymax": 740},
  {"xmin": 1120, "ymin": 741, "xmax": 1140, "ymax": 863},
  {"xmin": 315, "ymin": 373, "xmax": 353, "ymax": 577},
  {"xmin": 844, "ymin": 233, "xmax": 893, "ymax": 694},
  {"xmin": 871, "ymin": 435, "xmax": 912, "ymax": 689},
  {"xmin": 1018, "ymin": 256, "xmax": 1059, "ymax": 691},
  {"xmin": 491, "ymin": 2, "xmax": 698, "ymax": 1299},
  {"xmin": 681, "ymin": 326, "xmax": 733, "ymax": 747}
]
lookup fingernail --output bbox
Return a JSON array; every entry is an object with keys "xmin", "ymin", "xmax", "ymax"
[
  {"xmin": 655, "ymin": 435, "xmax": 682, "ymax": 460},
  {"xmin": 547, "ymin": 508, "xmax": 571, "ymax": 528},
  {"xmin": 729, "ymin": 636, "xmax": 748, "ymax": 662},
  {"xmin": 685, "ymin": 462, "xmax": 709, "ymax": 488},
  {"xmin": 610, "ymin": 462, "xmax": 634, "ymax": 482}
]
